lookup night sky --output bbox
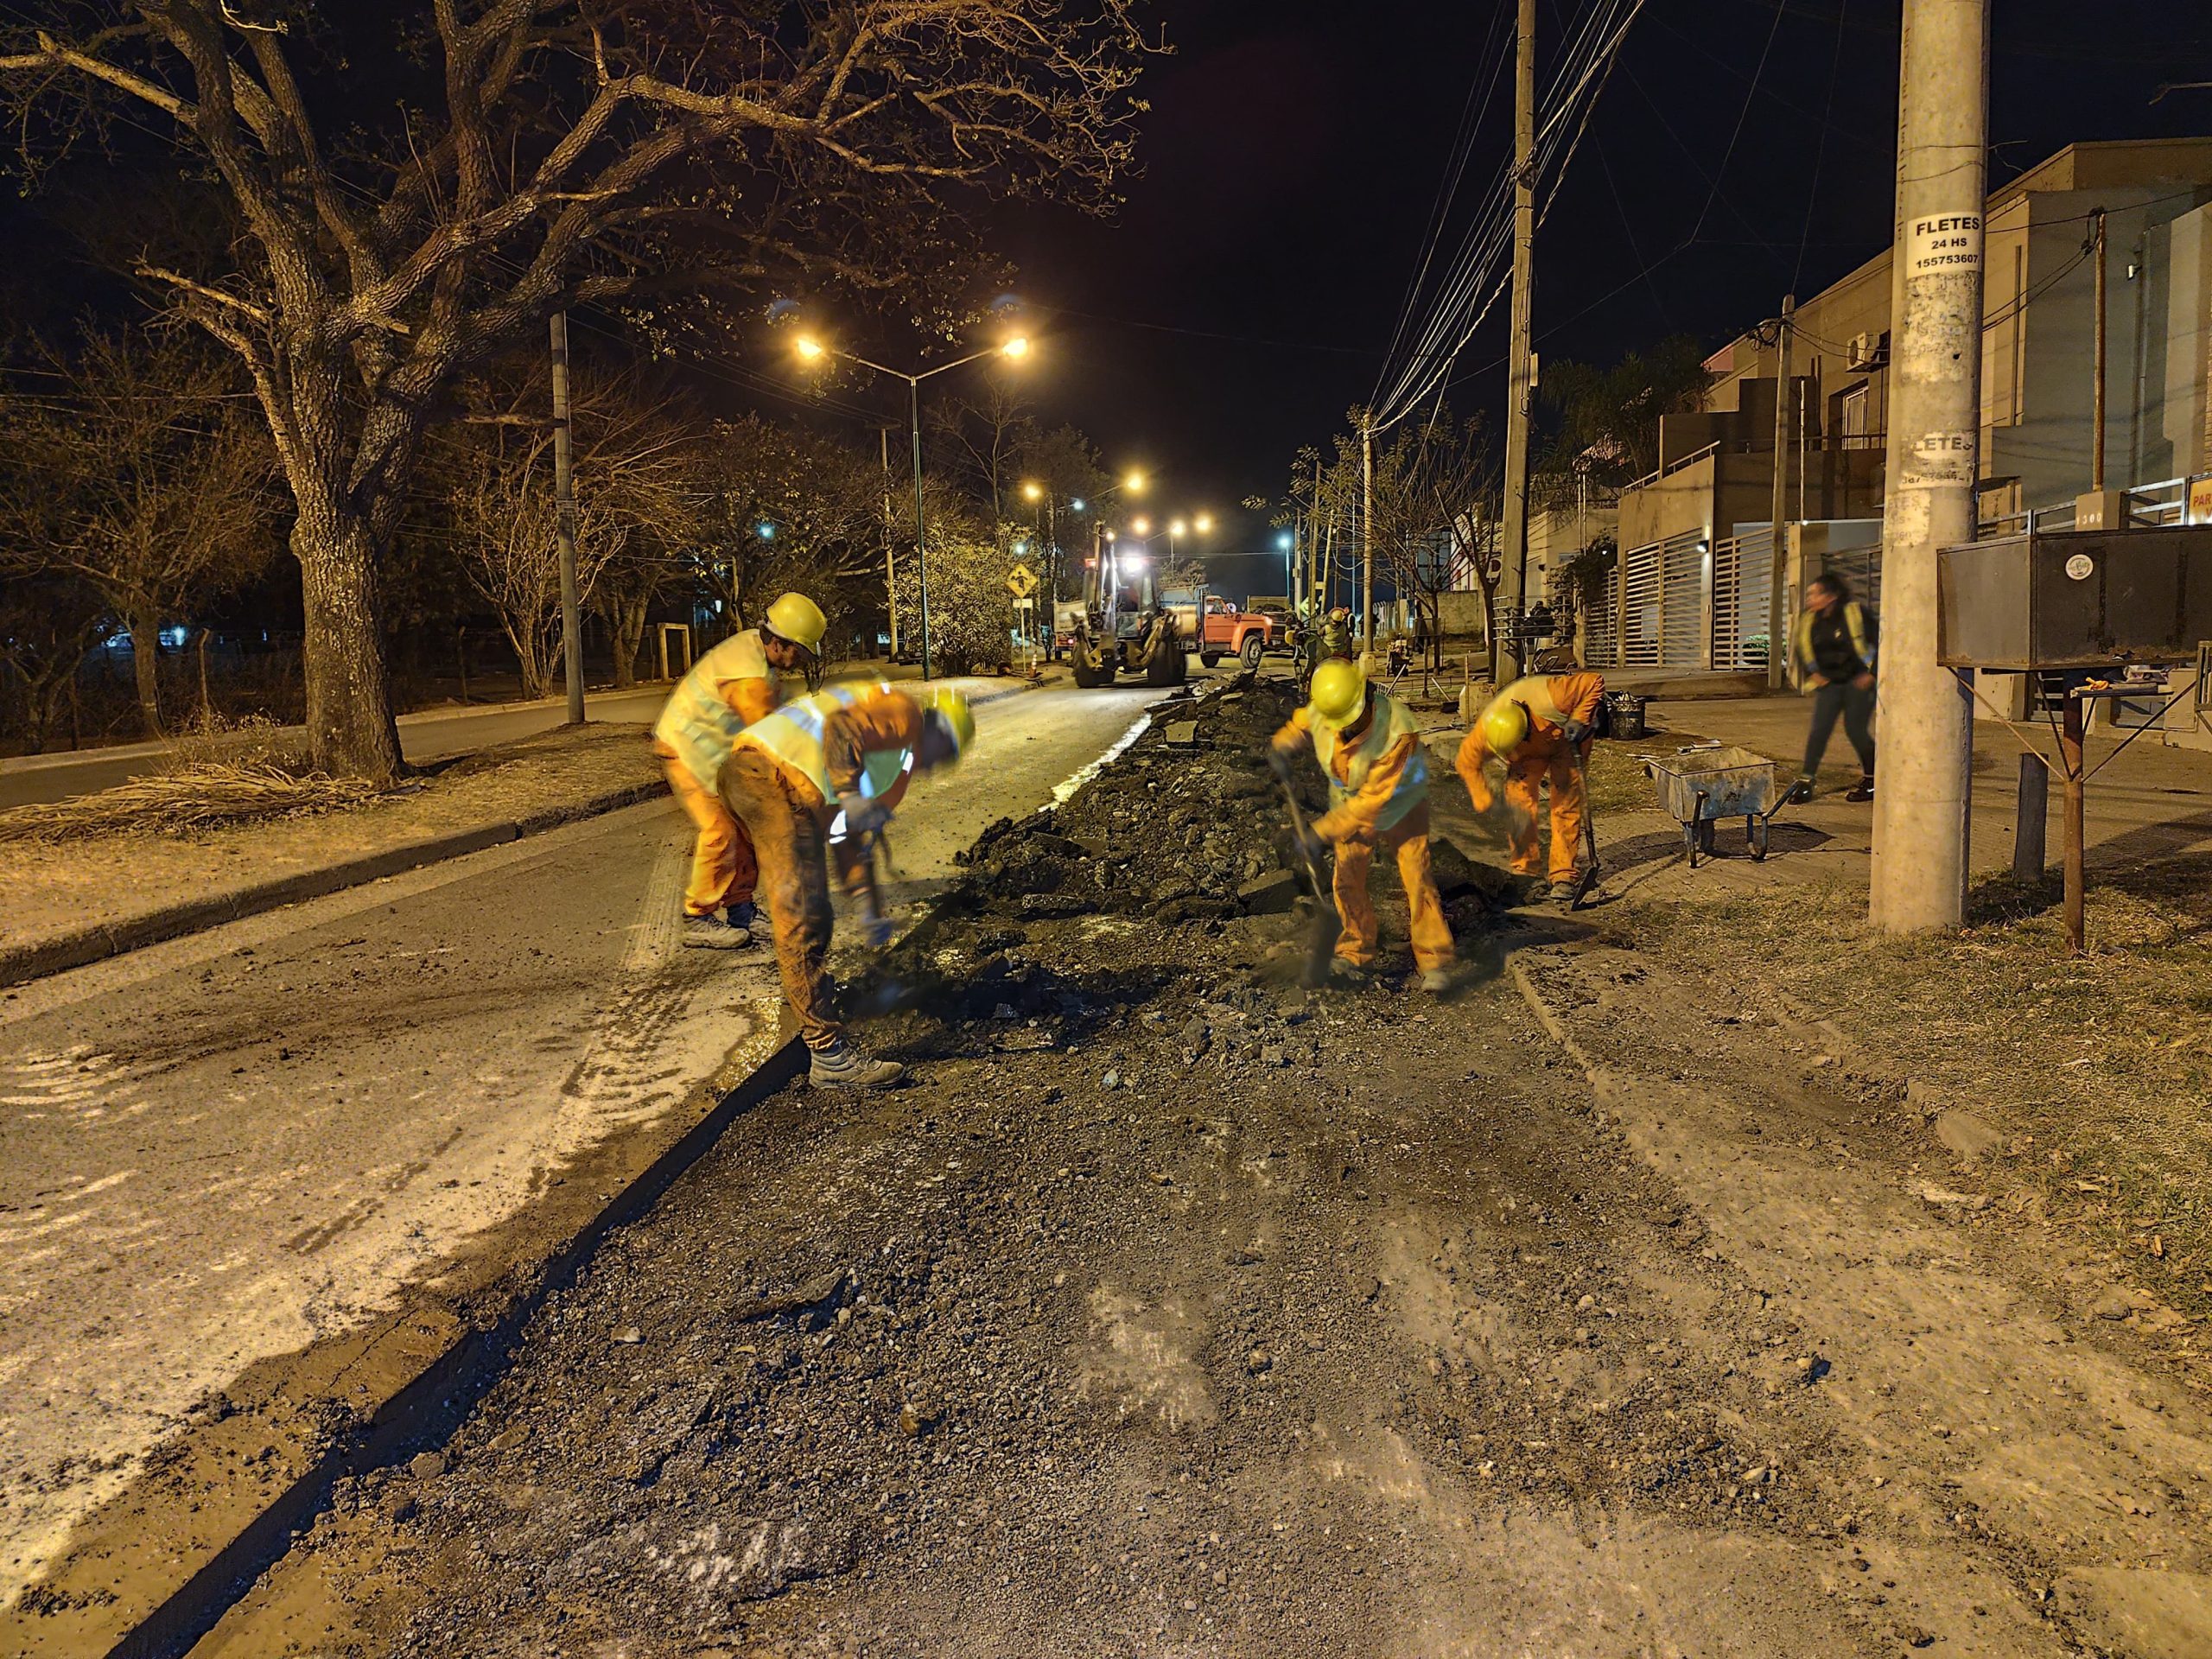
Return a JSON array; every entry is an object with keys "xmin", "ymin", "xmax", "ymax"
[{"xmin": 969, "ymin": 0, "xmax": 2212, "ymax": 596}]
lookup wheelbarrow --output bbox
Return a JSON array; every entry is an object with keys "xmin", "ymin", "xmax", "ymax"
[{"xmin": 1643, "ymin": 743, "xmax": 1787, "ymax": 868}]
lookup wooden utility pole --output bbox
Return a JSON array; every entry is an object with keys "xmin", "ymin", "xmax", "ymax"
[
  {"xmin": 1498, "ymin": 0, "xmax": 1537, "ymax": 680},
  {"xmin": 550, "ymin": 310, "xmax": 584, "ymax": 725},
  {"xmin": 2090, "ymin": 207, "xmax": 2108, "ymax": 492},
  {"xmin": 1766, "ymin": 294, "xmax": 1796, "ymax": 690},
  {"xmin": 1869, "ymin": 0, "xmax": 1988, "ymax": 932}
]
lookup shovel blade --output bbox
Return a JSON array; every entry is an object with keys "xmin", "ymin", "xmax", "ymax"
[{"xmin": 1301, "ymin": 900, "xmax": 1344, "ymax": 988}]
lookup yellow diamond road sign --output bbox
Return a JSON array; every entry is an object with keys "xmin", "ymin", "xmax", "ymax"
[{"xmin": 1007, "ymin": 563, "xmax": 1038, "ymax": 599}]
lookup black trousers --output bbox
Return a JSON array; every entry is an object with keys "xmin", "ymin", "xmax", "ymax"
[{"xmin": 1801, "ymin": 680, "xmax": 1875, "ymax": 779}]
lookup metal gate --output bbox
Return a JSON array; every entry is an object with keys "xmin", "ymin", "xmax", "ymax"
[
  {"xmin": 1582, "ymin": 564, "xmax": 1622, "ymax": 667},
  {"xmin": 1712, "ymin": 530, "xmax": 1774, "ymax": 671},
  {"xmin": 1620, "ymin": 530, "xmax": 1709, "ymax": 668}
]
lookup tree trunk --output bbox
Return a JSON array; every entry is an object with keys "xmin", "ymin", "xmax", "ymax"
[
  {"xmin": 129, "ymin": 608, "xmax": 163, "ymax": 738},
  {"xmin": 610, "ymin": 594, "xmax": 649, "ymax": 688},
  {"xmin": 293, "ymin": 508, "xmax": 404, "ymax": 781}
]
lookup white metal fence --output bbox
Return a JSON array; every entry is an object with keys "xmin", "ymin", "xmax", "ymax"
[{"xmin": 1712, "ymin": 529, "xmax": 1774, "ymax": 671}]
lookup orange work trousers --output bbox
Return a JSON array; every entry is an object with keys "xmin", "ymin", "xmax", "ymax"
[
  {"xmin": 658, "ymin": 744, "xmax": 759, "ymax": 917},
  {"xmin": 1331, "ymin": 801, "xmax": 1456, "ymax": 973},
  {"xmin": 1503, "ymin": 737, "xmax": 1589, "ymax": 883},
  {"xmin": 718, "ymin": 748, "xmax": 846, "ymax": 1052}
]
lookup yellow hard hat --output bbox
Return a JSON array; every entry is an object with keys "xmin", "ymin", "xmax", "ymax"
[
  {"xmin": 1480, "ymin": 696, "xmax": 1531, "ymax": 756},
  {"xmin": 1308, "ymin": 658, "xmax": 1367, "ymax": 728},
  {"xmin": 921, "ymin": 686, "xmax": 975, "ymax": 760},
  {"xmin": 763, "ymin": 591, "xmax": 827, "ymax": 654}
]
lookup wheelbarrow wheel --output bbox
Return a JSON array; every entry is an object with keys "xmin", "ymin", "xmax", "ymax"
[{"xmin": 1750, "ymin": 817, "xmax": 1770, "ymax": 861}]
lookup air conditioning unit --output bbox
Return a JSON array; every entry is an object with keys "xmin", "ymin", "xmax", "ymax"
[{"xmin": 1846, "ymin": 330, "xmax": 1889, "ymax": 372}]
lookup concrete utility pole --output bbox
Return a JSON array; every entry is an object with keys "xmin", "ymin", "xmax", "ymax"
[
  {"xmin": 1498, "ymin": 0, "xmax": 1537, "ymax": 679},
  {"xmin": 880, "ymin": 427, "xmax": 899, "ymax": 658},
  {"xmin": 1869, "ymin": 0, "xmax": 1988, "ymax": 932},
  {"xmin": 1360, "ymin": 415, "xmax": 1376, "ymax": 668},
  {"xmin": 1766, "ymin": 294, "xmax": 1796, "ymax": 690},
  {"xmin": 549, "ymin": 310, "xmax": 585, "ymax": 725}
]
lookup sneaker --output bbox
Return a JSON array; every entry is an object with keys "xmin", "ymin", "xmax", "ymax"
[
  {"xmin": 1419, "ymin": 968, "xmax": 1451, "ymax": 995},
  {"xmin": 727, "ymin": 899, "xmax": 776, "ymax": 944},
  {"xmin": 1783, "ymin": 777, "xmax": 1815, "ymax": 805},
  {"xmin": 680, "ymin": 911, "xmax": 754, "ymax": 950},
  {"xmin": 808, "ymin": 1038, "xmax": 904, "ymax": 1090},
  {"xmin": 1846, "ymin": 778, "xmax": 1875, "ymax": 803}
]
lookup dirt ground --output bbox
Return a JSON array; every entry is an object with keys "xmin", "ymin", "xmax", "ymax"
[{"xmin": 194, "ymin": 682, "xmax": 2212, "ymax": 1659}]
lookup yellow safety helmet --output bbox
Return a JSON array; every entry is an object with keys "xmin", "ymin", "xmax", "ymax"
[
  {"xmin": 921, "ymin": 686, "xmax": 975, "ymax": 761},
  {"xmin": 1307, "ymin": 658, "xmax": 1367, "ymax": 728},
  {"xmin": 1480, "ymin": 696, "xmax": 1531, "ymax": 757},
  {"xmin": 763, "ymin": 591, "xmax": 828, "ymax": 655}
]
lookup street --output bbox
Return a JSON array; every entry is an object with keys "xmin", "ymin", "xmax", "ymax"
[
  {"xmin": 0, "ymin": 681, "xmax": 1158, "ymax": 1618},
  {"xmin": 171, "ymin": 682, "xmax": 2210, "ymax": 1659}
]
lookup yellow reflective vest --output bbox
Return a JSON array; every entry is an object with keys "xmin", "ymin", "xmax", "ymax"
[
  {"xmin": 733, "ymin": 682, "xmax": 913, "ymax": 811},
  {"xmin": 1308, "ymin": 689, "xmax": 1428, "ymax": 833},
  {"xmin": 654, "ymin": 630, "xmax": 781, "ymax": 787}
]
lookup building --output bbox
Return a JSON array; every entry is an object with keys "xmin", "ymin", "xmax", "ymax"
[{"xmin": 1586, "ymin": 137, "xmax": 2212, "ymax": 676}]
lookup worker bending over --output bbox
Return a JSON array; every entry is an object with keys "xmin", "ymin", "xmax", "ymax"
[
  {"xmin": 721, "ymin": 680, "xmax": 973, "ymax": 1090},
  {"xmin": 1457, "ymin": 664, "xmax": 1605, "ymax": 906},
  {"xmin": 1270, "ymin": 659, "xmax": 1455, "ymax": 992},
  {"xmin": 653, "ymin": 592, "xmax": 829, "ymax": 950}
]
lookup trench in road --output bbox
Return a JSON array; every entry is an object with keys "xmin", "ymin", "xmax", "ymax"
[{"xmin": 0, "ymin": 682, "xmax": 1160, "ymax": 1617}]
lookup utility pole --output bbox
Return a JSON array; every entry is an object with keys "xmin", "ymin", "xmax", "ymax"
[
  {"xmin": 2089, "ymin": 207, "xmax": 2108, "ymax": 492},
  {"xmin": 880, "ymin": 427, "xmax": 898, "ymax": 658},
  {"xmin": 909, "ymin": 378, "xmax": 932, "ymax": 680},
  {"xmin": 1360, "ymin": 415, "xmax": 1376, "ymax": 668},
  {"xmin": 1498, "ymin": 0, "xmax": 1538, "ymax": 681},
  {"xmin": 1869, "ymin": 0, "xmax": 1988, "ymax": 932},
  {"xmin": 1767, "ymin": 294, "xmax": 1796, "ymax": 690},
  {"xmin": 549, "ymin": 310, "xmax": 584, "ymax": 725}
]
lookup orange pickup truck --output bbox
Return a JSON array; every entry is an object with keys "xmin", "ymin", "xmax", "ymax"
[{"xmin": 1164, "ymin": 590, "xmax": 1275, "ymax": 670}]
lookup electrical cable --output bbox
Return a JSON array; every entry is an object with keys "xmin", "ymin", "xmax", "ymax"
[{"xmin": 1791, "ymin": 0, "xmax": 1852, "ymax": 296}]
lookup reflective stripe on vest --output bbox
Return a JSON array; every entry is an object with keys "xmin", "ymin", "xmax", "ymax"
[
  {"xmin": 734, "ymin": 681, "xmax": 906, "ymax": 806},
  {"xmin": 1311, "ymin": 690, "xmax": 1428, "ymax": 831},
  {"xmin": 653, "ymin": 630, "xmax": 778, "ymax": 786}
]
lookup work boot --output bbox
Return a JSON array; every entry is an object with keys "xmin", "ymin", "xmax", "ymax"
[
  {"xmin": 1325, "ymin": 957, "xmax": 1371, "ymax": 986},
  {"xmin": 680, "ymin": 911, "xmax": 754, "ymax": 950},
  {"xmin": 808, "ymin": 1038, "xmax": 904, "ymax": 1090},
  {"xmin": 727, "ymin": 899, "xmax": 776, "ymax": 944},
  {"xmin": 1846, "ymin": 776, "xmax": 1875, "ymax": 803},
  {"xmin": 1419, "ymin": 967, "xmax": 1451, "ymax": 995},
  {"xmin": 1783, "ymin": 776, "xmax": 1815, "ymax": 805},
  {"xmin": 1548, "ymin": 880, "xmax": 1580, "ymax": 908}
]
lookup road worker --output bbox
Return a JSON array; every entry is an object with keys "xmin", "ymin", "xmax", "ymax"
[
  {"xmin": 720, "ymin": 679, "xmax": 973, "ymax": 1089},
  {"xmin": 1456, "ymin": 664, "xmax": 1606, "ymax": 905},
  {"xmin": 653, "ymin": 593, "xmax": 828, "ymax": 950},
  {"xmin": 1268, "ymin": 658, "xmax": 1454, "ymax": 993},
  {"xmin": 1319, "ymin": 607, "xmax": 1356, "ymax": 664}
]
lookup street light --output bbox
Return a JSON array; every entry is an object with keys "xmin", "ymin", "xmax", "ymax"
[
  {"xmin": 797, "ymin": 332, "xmax": 1031, "ymax": 677},
  {"xmin": 1131, "ymin": 516, "xmax": 1151, "ymax": 536},
  {"xmin": 1194, "ymin": 513, "xmax": 1214, "ymax": 535},
  {"xmin": 1124, "ymin": 471, "xmax": 1147, "ymax": 494},
  {"xmin": 1277, "ymin": 530, "xmax": 1294, "ymax": 594}
]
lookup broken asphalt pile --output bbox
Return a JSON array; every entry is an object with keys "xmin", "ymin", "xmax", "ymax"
[{"xmin": 203, "ymin": 677, "xmax": 2137, "ymax": 1657}]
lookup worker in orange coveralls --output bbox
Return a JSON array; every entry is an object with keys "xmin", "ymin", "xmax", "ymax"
[
  {"xmin": 1268, "ymin": 658, "xmax": 1455, "ymax": 993},
  {"xmin": 1456, "ymin": 664, "xmax": 1606, "ymax": 906},
  {"xmin": 652, "ymin": 592, "xmax": 827, "ymax": 950},
  {"xmin": 722, "ymin": 680, "xmax": 971, "ymax": 1090}
]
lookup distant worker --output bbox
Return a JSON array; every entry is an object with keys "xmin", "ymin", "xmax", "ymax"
[
  {"xmin": 1457, "ymin": 662, "xmax": 1605, "ymax": 906},
  {"xmin": 1784, "ymin": 572, "xmax": 1878, "ymax": 804},
  {"xmin": 1319, "ymin": 606, "xmax": 1355, "ymax": 664},
  {"xmin": 721, "ymin": 680, "xmax": 973, "ymax": 1089},
  {"xmin": 653, "ymin": 593, "xmax": 829, "ymax": 950},
  {"xmin": 1269, "ymin": 659, "xmax": 1454, "ymax": 992}
]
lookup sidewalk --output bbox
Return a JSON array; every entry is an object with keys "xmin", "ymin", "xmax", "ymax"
[{"xmin": 0, "ymin": 673, "xmax": 1049, "ymax": 988}]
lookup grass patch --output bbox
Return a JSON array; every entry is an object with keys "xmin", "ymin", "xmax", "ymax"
[
  {"xmin": 1605, "ymin": 862, "xmax": 2212, "ymax": 1321},
  {"xmin": 0, "ymin": 760, "xmax": 378, "ymax": 842}
]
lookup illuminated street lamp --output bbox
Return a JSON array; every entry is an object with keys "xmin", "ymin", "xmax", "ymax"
[{"xmin": 797, "ymin": 331, "xmax": 1030, "ymax": 677}]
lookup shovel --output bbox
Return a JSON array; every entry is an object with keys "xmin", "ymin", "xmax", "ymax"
[
  {"xmin": 1563, "ymin": 741, "xmax": 1602, "ymax": 911},
  {"xmin": 1275, "ymin": 776, "xmax": 1343, "ymax": 988}
]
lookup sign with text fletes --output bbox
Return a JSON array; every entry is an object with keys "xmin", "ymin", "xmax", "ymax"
[
  {"xmin": 1006, "ymin": 563, "xmax": 1038, "ymax": 599},
  {"xmin": 1905, "ymin": 210, "xmax": 1983, "ymax": 278}
]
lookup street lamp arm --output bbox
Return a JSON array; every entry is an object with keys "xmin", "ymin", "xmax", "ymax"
[{"xmin": 914, "ymin": 345, "xmax": 1007, "ymax": 381}]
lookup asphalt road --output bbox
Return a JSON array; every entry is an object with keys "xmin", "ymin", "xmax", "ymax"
[
  {"xmin": 0, "ymin": 679, "xmax": 1160, "ymax": 1605},
  {"xmin": 0, "ymin": 687, "xmax": 674, "ymax": 810}
]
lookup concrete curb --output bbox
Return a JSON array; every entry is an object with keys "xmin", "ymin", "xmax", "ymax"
[
  {"xmin": 0, "ymin": 677, "xmax": 1053, "ymax": 992},
  {"xmin": 0, "ymin": 781, "xmax": 666, "ymax": 991}
]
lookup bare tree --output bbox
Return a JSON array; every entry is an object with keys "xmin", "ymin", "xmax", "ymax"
[
  {"xmin": 0, "ymin": 572, "xmax": 107, "ymax": 753},
  {"xmin": 1368, "ymin": 407, "xmax": 1497, "ymax": 671},
  {"xmin": 930, "ymin": 372, "xmax": 1034, "ymax": 519},
  {"xmin": 3, "ymin": 328, "xmax": 275, "ymax": 734},
  {"xmin": 448, "ymin": 363, "xmax": 696, "ymax": 700},
  {"xmin": 2, "ymin": 3, "xmax": 1154, "ymax": 779}
]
